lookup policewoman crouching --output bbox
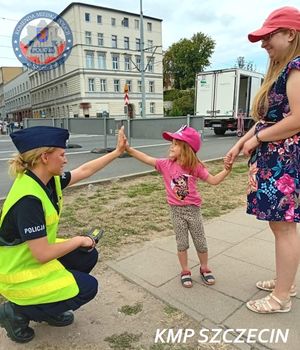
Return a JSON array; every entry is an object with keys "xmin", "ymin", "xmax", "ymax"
[{"xmin": 0, "ymin": 126, "xmax": 126, "ymax": 343}]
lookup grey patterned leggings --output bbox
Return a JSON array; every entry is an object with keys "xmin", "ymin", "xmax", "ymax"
[{"xmin": 170, "ymin": 205, "xmax": 207, "ymax": 253}]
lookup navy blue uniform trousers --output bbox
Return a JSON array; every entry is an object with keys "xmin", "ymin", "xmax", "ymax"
[{"xmin": 13, "ymin": 248, "xmax": 99, "ymax": 322}]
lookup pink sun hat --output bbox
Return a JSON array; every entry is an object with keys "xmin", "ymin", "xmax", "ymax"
[
  {"xmin": 162, "ymin": 125, "xmax": 201, "ymax": 153},
  {"xmin": 248, "ymin": 6, "xmax": 300, "ymax": 43}
]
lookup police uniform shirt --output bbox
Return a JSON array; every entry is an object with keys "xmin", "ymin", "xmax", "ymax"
[{"xmin": 0, "ymin": 170, "xmax": 71, "ymax": 244}]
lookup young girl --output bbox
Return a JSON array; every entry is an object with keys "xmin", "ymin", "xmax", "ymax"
[{"xmin": 126, "ymin": 125, "xmax": 231, "ymax": 288}]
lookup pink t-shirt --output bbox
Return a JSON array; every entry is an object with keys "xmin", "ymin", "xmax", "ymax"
[{"xmin": 155, "ymin": 158, "xmax": 209, "ymax": 207}]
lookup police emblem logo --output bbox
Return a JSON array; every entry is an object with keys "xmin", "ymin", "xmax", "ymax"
[{"xmin": 12, "ymin": 10, "xmax": 73, "ymax": 71}]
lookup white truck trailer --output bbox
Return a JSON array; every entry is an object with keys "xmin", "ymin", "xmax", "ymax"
[{"xmin": 195, "ymin": 68, "xmax": 264, "ymax": 135}]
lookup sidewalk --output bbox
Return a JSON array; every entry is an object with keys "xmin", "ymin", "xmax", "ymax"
[{"xmin": 108, "ymin": 207, "xmax": 300, "ymax": 350}]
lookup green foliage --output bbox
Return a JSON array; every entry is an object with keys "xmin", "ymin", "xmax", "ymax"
[
  {"xmin": 104, "ymin": 332, "xmax": 142, "ymax": 349},
  {"xmin": 118, "ymin": 302, "xmax": 143, "ymax": 315},
  {"xmin": 163, "ymin": 32, "xmax": 215, "ymax": 90},
  {"xmin": 164, "ymin": 89, "xmax": 195, "ymax": 116}
]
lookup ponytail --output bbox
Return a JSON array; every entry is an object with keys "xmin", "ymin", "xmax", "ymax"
[{"xmin": 8, "ymin": 147, "xmax": 55, "ymax": 177}]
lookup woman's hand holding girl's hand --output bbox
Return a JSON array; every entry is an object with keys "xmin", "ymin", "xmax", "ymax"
[
  {"xmin": 224, "ymin": 158, "xmax": 232, "ymax": 171},
  {"xmin": 225, "ymin": 144, "xmax": 241, "ymax": 165}
]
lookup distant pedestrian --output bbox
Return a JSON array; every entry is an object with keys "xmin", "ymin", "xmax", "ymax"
[
  {"xmin": 225, "ymin": 6, "xmax": 300, "ymax": 313},
  {"xmin": 126, "ymin": 125, "xmax": 231, "ymax": 288},
  {"xmin": 9, "ymin": 122, "xmax": 14, "ymax": 134}
]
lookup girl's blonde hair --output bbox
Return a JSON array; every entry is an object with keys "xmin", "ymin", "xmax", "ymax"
[
  {"xmin": 176, "ymin": 140, "xmax": 205, "ymax": 174},
  {"xmin": 251, "ymin": 30, "xmax": 300, "ymax": 120},
  {"xmin": 8, "ymin": 147, "xmax": 55, "ymax": 177}
]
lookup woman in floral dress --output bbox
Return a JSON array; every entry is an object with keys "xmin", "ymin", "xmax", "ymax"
[{"xmin": 226, "ymin": 6, "xmax": 300, "ymax": 313}]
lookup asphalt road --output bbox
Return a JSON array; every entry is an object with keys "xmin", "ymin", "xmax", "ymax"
[{"xmin": 0, "ymin": 129, "xmax": 238, "ymax": 198}]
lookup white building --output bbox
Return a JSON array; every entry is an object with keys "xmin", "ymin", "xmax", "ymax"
[
  {"xmin": 3, "ymin": 68, "xmax": 31, "ymax": 122},
  {"xmin": 30, "ymin": 2, "xmax": 163, "ymax": 119}
]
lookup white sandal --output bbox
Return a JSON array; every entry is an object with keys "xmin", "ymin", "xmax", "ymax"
[
  {"xmin": 247, "ymin": 293, "xmax": 291, "ymax": 314},
  {"xmin": 256, "ymin": 278, "xmax": 297, "ymax": 297}
]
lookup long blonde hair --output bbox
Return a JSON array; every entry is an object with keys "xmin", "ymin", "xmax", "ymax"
[
  {"xmin": 252, "ymin": 30, "xmax": 300, "ymax": 120},
  {"xmin": 176, "ymin": 140, "xmax": 205, "ymax": 174},
  {"xmin": 8, "ymin": 147, "xmax": 55, "ymax": 178}
]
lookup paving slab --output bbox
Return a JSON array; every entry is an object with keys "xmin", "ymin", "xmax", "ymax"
[
  {"xmin": 196, "ymin": 254, "xmax": 276, "ymax": 302},
  {"xmin": 225, "ymin": 293, "xmax": 300, "ymax": 350},
  {"xmin": 224, "ymin": 237, "xmax": 276, "ymax": 271},
  {"xmin": 150, "ymin": 234, "xmax": 233, "ymax": 261},
  {"xmin": 219, "ymin": 207, "xmax": 268, "ymax": 230},
  {"xmin": 204, "ymin": 219, "xmax": 263, "ymax": 244},
  {"xmin": 158, "ymin": 277, "xmax": 242, "ymax": 324},
  {"xmin": 114, "ymin": 246, "xmax": 184, "ymax": 286}
]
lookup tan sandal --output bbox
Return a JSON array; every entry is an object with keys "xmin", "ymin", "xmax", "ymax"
[
  {"xmin": 256, "ymin": 279, "xmax": 297, "ymax": 297},
  {"xmin": 246, "ymin": 293, "xmax": 291, "ymax": 314}
]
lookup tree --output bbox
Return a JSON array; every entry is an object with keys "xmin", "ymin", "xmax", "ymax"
[
  {"xmin": 163, "ymin": 33, "xmax": 215, "ymax": 90},
  {"xmin": 235, "ymin": 56, "xmax": 256, "ymax": 71}
]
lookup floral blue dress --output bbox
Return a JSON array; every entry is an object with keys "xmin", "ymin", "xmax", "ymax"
[{"xmin": 247, "ymin": 56, "xmax": 300, "ymax": 222}]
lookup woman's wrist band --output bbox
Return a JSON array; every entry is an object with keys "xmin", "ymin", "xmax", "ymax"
[{"xmin": 255, "ymin": 132, "xmax": 262, "ymax": 143}]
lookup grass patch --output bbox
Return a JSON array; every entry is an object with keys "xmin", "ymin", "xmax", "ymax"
[
  {"xmin": 126, "ymin": 182, "xmax": 162, "ymax": 198},
  {"xmin": 163, "ymin": 305, "xmax": 179, "ymax": 316},
  {"xmin": 118, "ymin": 302, "xmax": 143, "ymax": 315},
  {"xmin": 104, "ymin": 332, "xmax": 142, "ymax": 349}
]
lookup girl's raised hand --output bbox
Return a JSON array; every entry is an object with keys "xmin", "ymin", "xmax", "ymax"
[{"xmin": 116, "ymin": 126, "xmax": 127, "ymax": 153}]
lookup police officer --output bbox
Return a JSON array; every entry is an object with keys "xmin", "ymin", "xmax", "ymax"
[{"xmin": 0, "ymin": 125, "xmax": 126, "ymax": 343}]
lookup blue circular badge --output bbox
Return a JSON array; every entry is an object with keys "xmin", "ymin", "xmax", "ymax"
[{"xmin": 12, "ymin": 10, "xmax": 73, "ymax": 71}]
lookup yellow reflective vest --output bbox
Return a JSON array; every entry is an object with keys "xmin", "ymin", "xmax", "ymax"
[{"xmin": 0, "ymin": 173, "xmax": 79, "ymax": 305}]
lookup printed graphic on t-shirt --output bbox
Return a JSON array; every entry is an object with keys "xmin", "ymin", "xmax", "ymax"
[{"xmin": 171, "ymin": 174, "xmax": 189, "ymax": 200}]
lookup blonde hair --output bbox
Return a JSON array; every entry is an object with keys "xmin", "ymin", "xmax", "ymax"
[
  {"xmin": 252, "ymin": 30, "xmax": 300, "ymax": 120},
  {"xmin": 8, "ymin": 147, "xmax": 55, "ymax": 178},
  {"xmin": 176, "ymin": 140, "xmax": 205, "ymax": 174}
]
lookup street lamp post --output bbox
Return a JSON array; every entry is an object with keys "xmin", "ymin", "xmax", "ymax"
[{"xmin": 140, "ymin": 0, "xmax": 146, "ymax": 118}]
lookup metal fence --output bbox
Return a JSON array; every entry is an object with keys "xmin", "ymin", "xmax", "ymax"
[{"xmin": 24, "ymin": 116, "xmax": 205, "ymax": 140}]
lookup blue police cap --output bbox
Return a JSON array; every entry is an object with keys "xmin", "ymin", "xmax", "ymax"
[{"xmin": 10, "ymin": 126, "xmax": 69, "ymax": 153}]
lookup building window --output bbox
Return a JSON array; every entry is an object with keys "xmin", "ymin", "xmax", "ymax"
[
  {"xmin": 97, "ymin": 52, "xmax": 106, "ymax": 69},
  {"xmin": 124, "ymin": 56, "xmax": 130, "ymax": 71},
  {"xmin": 126, "ymin": 80, "xmax": 132, "ymax": 92},
  {"xmin": 122, "ymin": 17, "xmax": 129, "ymax": 27},
  {"xmin": 138, "ymin": 102, "xmax": 142, "ymax": 115},
  {"xmin": 124, "ymin": 37, "xmax": 129, "ymax": 50},
  {"xmin": 111, "ymin": 17, "xmax": 116, "ymax": 26},
  {"xmin": 150, "ymin": 102, "xmax": 155, "ymax": 113},
  {"xmin": 136, "ymin": 56, "xmax": 141, "ymax": 71},
  {"xmin": 149, "ymin": 81, "xmax": 155, "ymax": 92},
  {"xmin": 85, "ymin": 13, "xmax": 90, "ymax": 22},
  {"xmin": 85, "ymin": 51, "xmax": 94, "ymax": 68},
  {"xmin": 147, "ymin": 40, "xmax": 153, "ymax": 52},
  {"xmin": 147, "ymin": 22, "xmax": 152, "ymax": 31},
  {"xmin": 112, "ymin": 35, "xmax": 117, "ymax": 48},
  {"xmin": 85, "ymin": 31, "xmax": 92, "ymax": 45},
  {"xmin": 100, "ymin": 79, "xmax": 106, "ymax": 92},
  {"xmin": 97, "ymin": 15, "xmax": 102, "ymax": 24},
  {"xmin": 134, "ymin": 19, "xmax": 139, "ymax": 29},
  {"xmin": 88, "ymin": 78, "xmax": 95, "ymax": 92},
  {"xmin": 136, "ymin": 38, "xmax": 141, "ymax": 51},
  {"xmin": 112, "ymin": 55, "xmax": 119, "ymax": 70},
  {"xmin": 97, "ymin": 33, "xmax": 104, "ymax": 46},
  {"xmin": 147, "ymin": 57, "xmax": 154, "ymax": 72},
  {"xmin": 137, "ymin": 80, "xmax": 142, "ymax": 92},
  {"xmin": 114, "ymin": 79, "xmax": 120, "ymax": 92}
]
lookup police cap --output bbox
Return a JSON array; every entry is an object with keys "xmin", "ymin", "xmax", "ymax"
[{"xmin": 10, "ymin": 126, "xmax": 69, "ymax": 153}]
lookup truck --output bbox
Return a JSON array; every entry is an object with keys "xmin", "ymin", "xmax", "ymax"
[{"xmin": 195, "ymin": 68, "xmax": 264, "ymax": 136}]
